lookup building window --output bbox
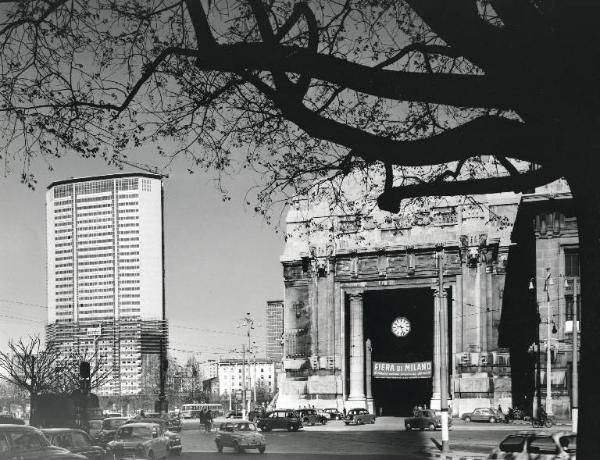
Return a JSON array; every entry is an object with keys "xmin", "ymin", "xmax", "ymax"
[
  {"xmin": 565, "ymin": 296, "xmax": 581, "ymax": 321},
  {"xmin": 565, "ymin": 250, "xmax": 580, "ymax": 277}
]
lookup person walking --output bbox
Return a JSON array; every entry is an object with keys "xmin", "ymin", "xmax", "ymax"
[{"xmin": 204, "ymin": 410, "xmax": 213, "ymax": 432}]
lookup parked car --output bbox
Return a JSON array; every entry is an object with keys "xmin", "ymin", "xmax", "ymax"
[
  {"xmin": 215, "ymin": 421, "xmax": 266, "ymax": 454},
  {"xmin": 103, "ymin": 412, "xmax": 122, "ymax": 418},
  {"xmin": 297, "ymin": 408, "xmax": 328, "ymax": 426},
  {"xmin": 344, "ymin": 408, "xmax": 376, "ymax": 425},
  {"xmin": 106, "ymin": 422, "xmax": 169, "ymax": 460},
  {"xmin": 0, "ymin": 414, "xmax": 25, "ymax": 425},
  {"xmin": 94, "ymin": 416, "xmax": 129, "ymax": 447},
  {"xmin": 487, "ymin": 431, "xmax": 576, "ymax": 459},
  {"xmin": 87, "ymin": 420, "xmax": 103, "ymax": 440},
  {"xmin": 0, "ymin": 424, "xmax": 87, "ymax": 459},
  {"xmin": 125, "ymin": 417, "xmax": 182, "ymax": 456},
  {"xmin": 323, "ymin": 408, "xmax": 344, "ymax": 420},
  {"xmin": 225, "ymin": 411, "xmax": 243, "ymax": 419},
  {"xmin": 42, "ymin": 428, "xmax": 105, "ymax": 460},
  {"xmin": 256, "ymin": 410, "xmax": 303, "ymax": 432},
  {"xmin": 404, "ymin": 410, "xmax": 451, "ymax": 431},
  {"xmin": 462, "ymin": 407, "xmax": 506, "ymax": 423}
]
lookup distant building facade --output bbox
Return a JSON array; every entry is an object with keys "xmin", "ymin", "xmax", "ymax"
[
  {"xmin": 199, "ymin": 360, "xmax": 219, "ymax": 381},
  {"xmin": 266, "ymin": 300, "xmax": 284, "ymax": 363},
  {"xmin": 45, "ymin": 173, "xmax": 167, "ymax": 396},
  {"xmin": 217, "ymin": 359, "xmax": 276, "ymax": 398}
]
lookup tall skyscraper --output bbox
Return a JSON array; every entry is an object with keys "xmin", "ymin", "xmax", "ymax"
[
  {"xmin": 266, "ymin": 300, "xmax": 284, "ymax": 363},
  {"xmin": 45, "ymin": 173, "xmax": 167, "ymax": 396}
]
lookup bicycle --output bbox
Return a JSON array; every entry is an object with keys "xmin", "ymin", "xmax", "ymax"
[{"xmin": 531, "ymin": 414, "xmax": 555, "ymax": 428}]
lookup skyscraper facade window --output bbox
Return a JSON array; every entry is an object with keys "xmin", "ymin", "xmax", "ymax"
[{"xmin": 45, "ymin": 173, "xmax": 167, "ymax": 396}]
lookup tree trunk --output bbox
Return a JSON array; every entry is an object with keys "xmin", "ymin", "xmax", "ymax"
[{"xmin": 568, "ymin": 169, "xmax": 600, "ymax": 458}]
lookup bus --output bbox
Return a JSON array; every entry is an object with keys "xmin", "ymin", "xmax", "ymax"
[{"xmin": 180, "ymin": 403, "xmax": 224, "ymax": 419}]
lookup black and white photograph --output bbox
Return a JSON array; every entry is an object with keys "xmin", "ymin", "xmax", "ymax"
[{"xmin": 0, "ymin": 1, "xmax": 593, "ymax": 458}]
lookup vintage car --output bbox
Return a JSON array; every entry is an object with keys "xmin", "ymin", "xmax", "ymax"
[
  {"xmin": 344, "ymin": 408, "xmax": 376, "ymax": 425},
  {"xmin": 404, "ymin": 410, "xmax": 452, "ymax": 431},
  {"xmin": 125, "ymin": 417, "xmax": 182, "ymax": 455},
  {"xmin": 297, "ymin": 408, "xmax": 328, "ymax": 426},
  {"xmin": 215, "ymin": 421, "xmax": 266, "ymax": 454},
  {"xmin": 256, "ymin": 410, "xmax": 303, "ymax": 432},
  {"xmin": 323, "ymin": 408, "xmax": 344, "ymax": 420},
  {"xmin": 487, "ymin": 431, "xmax": 576, "ymax": 459},
  {"xmin": 0, "ymin": 424, "xmax": 87, "ymax": 459},
  {"xmin": 106, "ymin": 422, "xmax": 169, "ymax": 460},
  {"xmin": 462, "ymin": 407, "xmax": 506, "ymax": 423},
  {"xmin": 225, "ymin": 411, "xmax": 243, "ymax": 419},
  {"xmin": 42, "ymin": 428, "xmax": 105, "ymax": 460},
  {"xmin": 94, "ymin": 416, "xmax": 129, "ymax": 447}
]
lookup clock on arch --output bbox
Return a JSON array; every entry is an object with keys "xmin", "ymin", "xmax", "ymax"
[{"xmin": 391, "ymin": 316, "xmax": 411, "ymax": 337}]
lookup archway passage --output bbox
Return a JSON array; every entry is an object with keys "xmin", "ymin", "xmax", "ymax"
[{"xmin": 364, "ymin": 288, "xmax": 433, "ymax": 416}]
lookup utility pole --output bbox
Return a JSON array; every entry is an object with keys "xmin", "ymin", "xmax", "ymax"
[
  {"xmin": 242, "ymin": 344, "xmax": 247, "ymax": 419},
  {"xmin": 436, "ymin": 245, "xmax": 449, "ymax": 454},
  {"xmin": 566, "ymin": 277, "xmax": 579, "ymax": 432}
]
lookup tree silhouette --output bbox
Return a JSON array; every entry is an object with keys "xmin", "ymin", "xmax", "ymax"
[{"xmin": 1, "ymin": 0, "xmax": 599, "ymax": 453}]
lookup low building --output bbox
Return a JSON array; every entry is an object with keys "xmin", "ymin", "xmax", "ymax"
[{"xmin": 217, "ymin": 359, "xmax": 276, "ymax": 399}]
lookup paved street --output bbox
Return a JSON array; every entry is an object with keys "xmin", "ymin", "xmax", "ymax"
[{"xmin": 174, "ymin": 417, "xmax": 572, "ymax": 459}]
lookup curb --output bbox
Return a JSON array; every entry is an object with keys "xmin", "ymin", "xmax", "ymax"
[
  {"xmin": 505, "ymin": 420, "xmax": 571, "ymax": 427},
  {"xmin": 422, "ymin": 451, "xmax": 487, "ymax": 460}
]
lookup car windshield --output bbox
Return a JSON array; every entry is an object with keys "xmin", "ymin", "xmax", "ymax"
[
  {"xmin": 235, "ymin": 423, "xmax": 257, "ymax": 431},
  {"xmin": 8, "ymin": 431, "xmax": 51, "ymax": 452},
  {"xmin": 117, "ymin": 426, "xmax": 153, "ymax": 440},
  {"xmin": 104, "ymin": 419, "xmax": 126, "ymax": 429}
]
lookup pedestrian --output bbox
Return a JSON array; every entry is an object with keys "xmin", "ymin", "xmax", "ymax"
[
  {"xmin": 140, "ymin": 410, "xmax": 145, "ymax": 418},
  {"xmin": 343, "ymin": 407, "xmax": 347, "ymax": 418},
  {"xmin": 412, "ymin": 405, "xmax": 418, "ymax": 417},
  {"xmin": 199, "ymin": 410, "xmax": 206, "ymax": 430},
  {"xmin": 205, "ymin": 410, "xmax": 213, "ymax": 432}
]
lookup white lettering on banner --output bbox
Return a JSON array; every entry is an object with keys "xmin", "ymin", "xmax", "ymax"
[{"xmin": 373, "ymin": 361, "xmax": 433, "ymax": 379}]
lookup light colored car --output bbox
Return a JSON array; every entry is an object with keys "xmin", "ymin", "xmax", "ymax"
[
  {"xmin": 487, "ymin": 431, "xmax": 576, "ymax": 459},
  {"xmin": 125, "ymin": 417, "xmax": 182, "ymax": 456},
  {"xmin": 344, "ymin": 408, "xmax": 376, "ymax": 425},
  {"xmin": 106, "ymin": 422, "xmax": 168, "ymax": 460},
  {"xmin": 215, "ymin": 421, "xmax": 266, "ymax": 454},
  {"xmin": 462, "ymin": 407, "xmax": 506, "ymax": 423}
]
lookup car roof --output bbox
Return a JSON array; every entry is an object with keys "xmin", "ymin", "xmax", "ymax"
[
  {"xmin": 118, "ymin": 422, "xmax": 159, "ymax": 428},
  {"xmin": 42, "ymin": 428, "xmax": 86, "ymax": 432},
  {"xmin": 0, "ymin": 424, "xmax": 39, "ymax": 432},
  {"xmin": 105, "ymin": 417, "xmax": 128, "ymax": 421}
]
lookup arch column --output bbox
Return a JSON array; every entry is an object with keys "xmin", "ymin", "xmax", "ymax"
[
  {"xmin": 366, "ymin": 338, "xmax": 374, "ymax": 413},
  {"xmin": 348, "ymin": 293, "xmax": 366, "ymax": 405}
]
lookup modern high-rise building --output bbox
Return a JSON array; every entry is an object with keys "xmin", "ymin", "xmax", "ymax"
[
  {"xmin": 45, "ymin": 173, "xmax": 167, "ymax": 396},
  {"xmin": 266, "ymin": 300, "xmax": 284, "ymax": 363}
]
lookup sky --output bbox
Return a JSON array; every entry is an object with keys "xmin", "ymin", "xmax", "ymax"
[{"xmin": 0, "ymin": 152, "xmax": 286, "ymax": 364}]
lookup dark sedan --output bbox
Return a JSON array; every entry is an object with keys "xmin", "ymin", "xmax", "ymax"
[
  {"xmin": 404, "ymin": 410, "xmax": 451, "ymax": 431},
  {"xmin": 0, "ymin": 424, "xmax": 87, "ymax": 459},
  {"xmin": 256, "ymin": 410, "xmax": 303, "ymax": 432},
  {"xmin": 42, "ymin": 428, "xmax": 105, "ymax": 460},
  {"xmin": 93, "ymin": 416, "xmax": 129, "ymax": 447},
  {"xmin": 344, "ymin": 408, "xmax": 376, "ymax": 425}
]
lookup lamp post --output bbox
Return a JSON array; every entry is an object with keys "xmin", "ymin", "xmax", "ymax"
[
  {"xmin": 529, "ymin": 278, "xmax": 541, "ymax": 416},
  {"xmin": 543, "ymin": 269, "xmax": 554, "ymax": 416},
  {"xmin": 565, "ymin": 277, "xmax": 579, "ymax": 432}
]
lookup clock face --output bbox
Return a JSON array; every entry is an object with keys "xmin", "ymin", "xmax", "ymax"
[{"xmin": 391, "ymin": 317, "xmax": 411, "ymax": 337}]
